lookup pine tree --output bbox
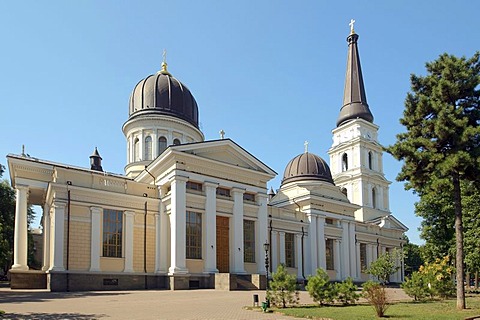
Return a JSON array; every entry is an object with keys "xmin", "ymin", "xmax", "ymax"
[{"xmin": 388, "ymin": 52, "xmax": 480, "ymax": 309}]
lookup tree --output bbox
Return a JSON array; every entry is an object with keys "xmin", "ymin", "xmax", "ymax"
[
  {"xmin": 0, "ymin": 165, "xmax": 16, "ymax": 275},
  {"xmin": 403, "ymin": 236, "xmax": 424, "ymax": 277},
  {"xmin": 362, "ymin": 280, "xmax": 389, "ymax": 318},
  {"xmin": 402, "ymin": 271, "xmax": 429, "ymax": 301},
  {"xmin": 334, "ymin": 277, "xmax": 359, "ymax": 305},
  {"xmin": 387, "ymin": 52, "xmax": 480, "ymax": 309},
  {"xmin": 366, "ymin": 249, "xmax": 402, "ymax": 284},
  {"xmin": 267, "ymin": 264, "xmax": 299, "ymax": 308},
  {"xmin": 306, "ymin": 268, "xmax": 337, "ymax": 306}
]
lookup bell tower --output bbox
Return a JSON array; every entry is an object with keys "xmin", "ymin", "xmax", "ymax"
[{"xmin": 328, "ymin": 22, "xmax": 391, "ymax": 222}]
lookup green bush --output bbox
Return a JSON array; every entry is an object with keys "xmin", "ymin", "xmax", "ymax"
[
  {"xmin": 402, "ymin": 271, "xmax": 430, "ymax": 301},
  {"xmin": 306, "ymin": 268, "xmax": 337, "ymax": 305},
  {"xmin": 335, "ymin": 277, "xmax": 360, "ymax": 305},
  {"xmin": 362, "ymin": 280, "xmax": 389, "ymax": 317},
  {"xmin": 418, "ymin": 256, "xmax": 455, "ymax": 299},
  {"xmin": 267, "ymin": 264, "xmax": 299, "ymax": 308}
]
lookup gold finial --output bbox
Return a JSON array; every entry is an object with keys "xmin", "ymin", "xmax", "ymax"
[
  {"xmin": 160, "ymin": 49, "xmax": 170, "ymax": 75},
  {"xmin": 349, "ymin": 19, "xmax": 356, "ymax": 34}
]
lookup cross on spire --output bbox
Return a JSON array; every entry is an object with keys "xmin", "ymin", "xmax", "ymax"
[
  {"xmin": 349, "ymin": 19, "xmax": 355, "ymax": 34},
  {"xmin": 304, "ymin": 140, "xmax": 309, "ymax": 153},
  {"xmin": 219, "ymin": 129, "xmax": 225, "ymax": 139},
  {"xmin": 160, "ymin": 49, "xmax": 170, "ymax": 75}
]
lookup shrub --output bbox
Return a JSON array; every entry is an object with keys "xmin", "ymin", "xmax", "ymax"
[
  {"xmin": 335, "ymin": 277, "xmax": 360, "ymax": 305},
  {"xmin": 366, "ymin": 249, "xmax": 403, "ymax": 284},
  {"xmin": 418, "ymin": 256, "xmax": 455, "ymax": 299},
  {"xmin": 362, "ymin": 281, "xmax": 389, "ymax": 317},
  {"xmin": 306, "ymin": 268, "xmax": 337, "ymax": 306},
  {"xmin": 402, "ymin": 271, "xmax": 429, "ymax": 301},
  {"xmin": 267, "ymin": 264, "xmax": 299, "ymax": 308}
]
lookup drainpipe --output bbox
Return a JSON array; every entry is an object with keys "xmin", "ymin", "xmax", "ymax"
[
  {"xmin": 66, "ymin": 181, "xmax": 72, "ymax": 291},
  {"xmin": 144, "ymin": 200, "xmax": 148, "ymax": 289},
  {"xmin": 268, "ymin": 216, "xmax": 272, "ymax": 273},
  {"xmin": 301, "ymin": 224, "xmax": 305, "ymax": 280}
]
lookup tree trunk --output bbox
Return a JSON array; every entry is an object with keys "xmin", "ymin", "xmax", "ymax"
[
  {"xmin": 475, "ymin": 271, "xmax": 478, "ymax": 289},
  {"xmin": 453, "ymin": 173, "xmax": 465, "ymax": 310}
]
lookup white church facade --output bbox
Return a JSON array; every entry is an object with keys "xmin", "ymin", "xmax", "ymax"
[{"xmin": 7, "ymin": 26, "xmax": 407, "ymax": 291}]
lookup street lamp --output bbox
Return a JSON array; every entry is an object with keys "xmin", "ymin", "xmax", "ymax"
[{"xmin": 263, "ymin": 241, "xmax": 270, "ymax": 307}]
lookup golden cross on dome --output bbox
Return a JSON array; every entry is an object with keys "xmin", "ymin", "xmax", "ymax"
[
  {"xmin": 161, "ymin": 49, "xmax": 170, "ymax": 74},
  {"xmin": 349, "ymin": 19, "xmax": 356, "ymax": 34}
]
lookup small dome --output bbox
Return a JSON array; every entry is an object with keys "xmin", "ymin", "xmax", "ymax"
[
  {"xmin": 282, "ymin": 152, "xmax": 334, "ymax": 185},
  {"xmin": 128, "ymin": 64, "xmax": 199, "ymax": 128}
]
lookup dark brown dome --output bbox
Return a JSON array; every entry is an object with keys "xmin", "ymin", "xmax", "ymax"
[
  {"xmin": 128, "ymin": 64, "xmax": 199, "ymax": 128},
  {"xmin": 282, "ymin": 152, "xmax": 334, "ymax": 185}
]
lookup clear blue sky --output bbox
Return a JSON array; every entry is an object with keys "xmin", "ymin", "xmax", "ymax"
[{"xmin": 1, "ymin": 1, "xmax": 478, "ymax": 245}]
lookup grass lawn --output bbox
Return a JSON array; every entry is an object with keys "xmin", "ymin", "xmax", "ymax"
[{"xmin": 272, "ymin": 296, "xmax": 480, "ymax": 320}]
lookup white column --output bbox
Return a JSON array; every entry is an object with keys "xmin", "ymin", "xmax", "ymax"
[
  {"xmin": 341, "ymin": 220, "xmax": 350, "ymax": 278},
  {"xmin": 123, "ymin": 210, "xmax": 135, "ymax": 272},
  {"xmin": 317, "ymin": 216, "xmax": 326, "ymax": 270},
  {"xmin": 349, "ymin": 222, "xmax": 357, "ymax": 278},
  {"xmin": 356, "ymin": 242, "xmax": 361, "ymax": 280},
  {"xmin": 307, "ymin": 214, "xmax": 318, "ymax": 274},
  {"xmin": 155, "ymin": 186, "xmax": 167, "ymax": 274},
  {"xmin": 41, "ymin": 204, "xmax": 51, "ymax": 271},
  {"xmin": 378, "ymin": 187, "xmax": 384, "ymax": 210},
  {"xmin": 279, "ymin": 232, "xmax": 286, "ymax": 265},
  {"xmin": 231, "ymin": 188, "xmax": 245, "ymax": 274},
  {"xmin": 204, "ymin": 182, "xmax": 218, "ymax": 273},
  {"xmin": 12, "ymin": 185, "xmax": 29, "ymax": 271},
  {"xmin": 158, "ymin": 187, "xmax": 168, "ymax": 273},
  {"xmin": 256, "ymin": 194, "xmax": 268, "ymax": 274},
  {"xmin": 49, "ymin": 201, "xmax": 65, "ymax": 271},
  {"xmin": 334, "ymin": 239, "xmax": 341, "ymax": 280},
  {"xmin": 152, "ymin": 131, "xmax": 158, "ymax": 158},
  {"xmin": 271, "ymin": 231, "xmax": 278, "ymax": 272},
  {"xmin": 89, "ymin": 207, "xmax": 102, "ymax": 271},
  {"xmin": 295, "ymin": 233, "xmax": 303, "ymax": 279},
  {"xmin": 168, "ymin": 176, "xmax": 188, "ymax": 274}
]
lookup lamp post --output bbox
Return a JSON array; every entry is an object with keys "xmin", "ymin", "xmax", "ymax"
[{"xmin": 264, "ymin": 241, "xmax": 270, "ymax": 307}]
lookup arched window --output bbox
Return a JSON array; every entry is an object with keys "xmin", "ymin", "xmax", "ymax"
[
  {"xmin": 134, "ymin": 138, "xmax": 140, "ymax": 161},
  {"xmin": 144, "ymin": 136, "xmax": 152, "ymax": 160},
  {"xmin": 342, "ymin": 153, "xmax": 348, "ymax": 172},
  {"xmin": 173, "ymin": 138, "xmax": 181, "ymax": 145},
  {"xmin": 368, "ymin": 151, "xmax": 373, "ymax": 170},
  {"xmin": 372, "ymin": 187, "xmax": 377, "ymax": 209},
  {"xmin": 158, "ymin": 136, "xmax": 167, "ymax": 155}
]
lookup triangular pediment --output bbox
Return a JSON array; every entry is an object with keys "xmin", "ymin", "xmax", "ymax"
[
  {"xmin": 368, "ymin": 214, "xmax": 408, "ymax": 232},
  {"xmin": 171, "ymin": 139, "xmax": 276, "ymax": 175}
]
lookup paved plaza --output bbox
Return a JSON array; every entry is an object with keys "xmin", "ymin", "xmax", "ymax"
[{"xmin": 0, "ymin": 287, "xmax": 409, "ymax": 319}]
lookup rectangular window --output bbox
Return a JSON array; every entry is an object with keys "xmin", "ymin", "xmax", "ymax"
[
  {"xmin": 360, "ymin": 243, "xmax": 367, "ymax": 272},
  {"xmin": 243, "ymin": 220, "xmax": 255, "ymax": 263},
  {"xmin": 285, "ymin": 233, "xmax": 295, "ymax": 268},
  {"xmin": 216, "ymin": 187, "xmax": 230, "ymax": 197},
  {"xmin": 243, "ymin": 193, "xmax": 255, "ymax": 202},
  {"xmin": 325, "ymin": 218, "xmax": 334, "ymax": 225},
  {"xmin": 186, "ymin": 181, "xmax": 203, "ymax": 192},
  {"xmin": 325, "ymin": 239, "xmax": 334, "ymax": 270},
  {"xmin": 103, "ymin": 209, "xmax": 123, "ymax": 258},
  {"xmin": 186, "ymin": 211, "xmax": 202, "ymax": 259}
]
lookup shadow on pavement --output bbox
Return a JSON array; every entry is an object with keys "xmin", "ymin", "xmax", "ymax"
[
  {"xmin": 0, "ymin": 290, "xmax": 130, "ymax": 304},
  {"xmin": 0, "ymin": 312, "xmax": 105, "ymax": 319}
]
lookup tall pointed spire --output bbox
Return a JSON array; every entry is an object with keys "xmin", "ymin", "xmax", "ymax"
[{"xmin": 336, "ymin": 21, "xmax": 374, "ymax": 127}]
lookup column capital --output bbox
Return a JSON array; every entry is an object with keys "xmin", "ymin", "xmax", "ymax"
[
  {"xmin": 169, "ymin": 174, "xmax": 189, "ymax": 183},
  {"xmin": 278, "ymin": 231, "xmax": 285, "ymax": 236},
  {"xmin": 124, "ymin": 210, "xmax": 135, "ymax": 217},
  {"xmin": 295, "ymin": 233, "xmax": 302, "ymax": 239},
  {"xmin": 52, "ymin": 201, "xmax": 66, "ymax": 209},
  {"xmin": 90, "ymin": 206, "xmax": 102, "ymax": 214},
  {"xmin": 231, "ymin": 187, "xmax": 245, "ymax": 195},
  {"xmin": 204, "ymin": 181, "xmax": 219, "ymax": 189},
  {"xmin": 16, "ymin": 184, "xmax": 29, "ymax": 191}
]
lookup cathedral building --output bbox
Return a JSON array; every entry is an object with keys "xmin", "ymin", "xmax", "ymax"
[{"xmin": 7, "ymin": 26, "xmax": 407, "ymax": 291}]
